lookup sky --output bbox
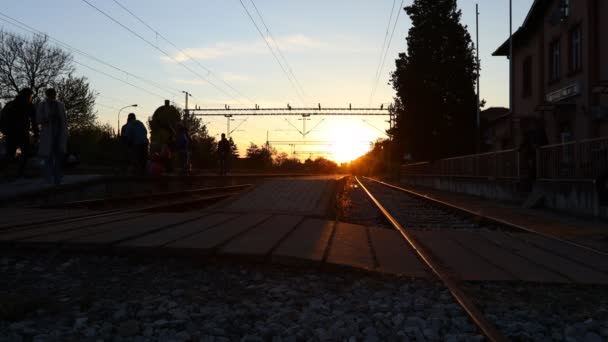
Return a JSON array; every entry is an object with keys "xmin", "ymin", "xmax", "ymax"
[{"xmin": 1, "ymin": 0, "xmax": 533, "ymax": 161}]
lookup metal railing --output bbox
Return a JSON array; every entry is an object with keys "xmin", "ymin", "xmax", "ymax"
[
  {"xmin": 537, "ymin": 136, "xmax": 608, "ymax": 180},
  {"xmin": 401, "ymin": 149, "xmax": 521, "ymax": 179}
]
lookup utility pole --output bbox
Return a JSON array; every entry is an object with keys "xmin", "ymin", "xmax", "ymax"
[
  {"xmin": 509, "ymin": 0, "xmax": 513, "ymax": 114},
  {"xmin": 476, "ymin": 3, "xmax": 481, "ymax": 152},
  {"xmin": 225, "ymin": 115, "xmax": 233, "ymax": 138},
  {"xmin": 182, "ymin": 91, "xmax": 192, "ymax": 123}
]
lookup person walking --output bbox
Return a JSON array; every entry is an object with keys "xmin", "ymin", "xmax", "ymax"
[
  {"xmin": 36, "ymin": 88, "xmax": 68, "ymax": 185},
  {"xmin": 175, "ymin": 123, "xmax": 191, "ymax": 176},
  {"xmin": 0, "ymin": 88, "xmax": 37, "ymax": 177},
  {"xmin": 121, "ymin": 113, "xmax": 149, "ymax": 176},
  {"xmin": 217, "ymin": 133, "xmax": 230, "ymax": 176}
]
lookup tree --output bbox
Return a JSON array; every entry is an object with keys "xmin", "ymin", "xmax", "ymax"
[
  {"xmin": 54, "ymin": 74, "xmax": 97, "ymax": 131},
  {"xmin": 228, "ymin": 137, "xmax": 239, "ymax": 159},
  {"xmin": 0, "ymin": 31, "xmax": 73, "ymax": 100},
  {"xmin": 245, "ymin": 143, "xmax": 275, "ymax": 169},
  {"xmin": 391, "ymin": 0, "xmax": 478, "ymax": 161}
]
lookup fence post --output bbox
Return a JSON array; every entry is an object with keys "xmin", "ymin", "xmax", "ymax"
[
  {"xmin": 517, "ymin": 151, "xmax": 521, "ymax": 180},
  {"xmin": 535, "ymin": 148, "xmax": 540, "ymax": 180}
]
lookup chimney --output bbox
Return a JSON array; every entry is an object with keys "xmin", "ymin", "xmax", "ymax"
[{"xmin": 164, "ymin": 100, "xmax": 170, "ymax": 106}]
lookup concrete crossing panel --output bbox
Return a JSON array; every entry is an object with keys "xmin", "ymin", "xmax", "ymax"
[
  {"xmin": 413, "ymin": 230, "xmax": 514, "ymax": 281},
  {"xmin": 1, "ymin": 213, "xmax": 143, "ymax": 242},
  {"xmin": 164, "ymin": 213, "xmax": 270, "ymax": 253},
  {"xmin": 443, "ymin": 231, "xmax": 569, "ymax": 283},
  {"xmin": 117, "ymin": 213, "xmax": 237, "ymax": 248},
  {"xmin": 66, "ymin": 213, "xmax": 202, "ymax": 246},
  {"xmin": 326, "ymin": 223, "xmax": 375, "ymax": 270},
  {"xmin": 481, "ymin": 231, "xmax": 608, "ymax": 284},
  {"xmin": 368, "ymin": 228, "xmax": 427, "ymax": 276},
  {"xmin": 221, "ymin": 215, "xmax": 303, "ymax": 257},
  {"xmin": 272, "ymin": 218, "xmax": 334, "ymax": 264}
]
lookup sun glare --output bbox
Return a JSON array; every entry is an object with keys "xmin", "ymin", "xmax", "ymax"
[{"xmin": 329, "ymin": 123, "xmax": 375, "ymax": 163}]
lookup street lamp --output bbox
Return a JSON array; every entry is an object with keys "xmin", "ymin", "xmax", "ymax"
[{"xmin": 117, "ymin": 104, "xmax": 138, "ymax": 136}]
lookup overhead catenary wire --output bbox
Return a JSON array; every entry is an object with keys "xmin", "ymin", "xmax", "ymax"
[
  {"xmin": 372, "ymin": 0, "xmax": 397, "ymax": 90},
  {"xmin": 110, "ymin": 0, "xmax": 255, "ymax": 105},
  {"xmin": 369, "ymin": 0, "xmax": 405, "ymax": 105},
  {"xmin": 237, "ymin": 0, "xmax": 306, "ymax": 105},
  {"xmin": 0, "ymin": 11, "xmax": 183, "ymax": 100},
  {"xmin": 248, "ymin": 0, "xmax": 308, "ymax": 102},
  {"xmin": 79, "ymin": 0, "xmax": 246, "ymax": 106}
]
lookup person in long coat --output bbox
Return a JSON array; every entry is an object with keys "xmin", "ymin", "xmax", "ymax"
[{"xmin": 36, "ymin": 88, "xmax": 68, "ymax": 185}]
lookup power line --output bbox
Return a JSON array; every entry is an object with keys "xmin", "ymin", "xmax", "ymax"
[
  {"xmin": 369, "ymin": 0, "xmax": 405, "ymax": 105},
  {"xmin": 248, "ymin": 0, "xmax": 308, "ymax": 102},
  {"xmin": 371, "ymin": 0, "xmax": 396, "ymax": 96},
  {"xmin": 237, "ymin": 0, "xmax": 306, "ymax": 105},
  {"xmin": 80, "ymin": 0, "xmax": 246, "ymax": 105},
  {"xmin": 110, "ymin": 0, "xmax": 255, "ymax": 105},
  {"xmin": 73, "ymin": 60, "xmax": 167, "ymax": 100},
  {"xmin": 0, "ymin": 13, "xmax": 185, "ymax": 108},
  {"xmin": 0, "ymin": 11, "xmax": 183, "ymax": 99}
]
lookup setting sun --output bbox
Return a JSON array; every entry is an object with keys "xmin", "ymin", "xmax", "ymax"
[{"xmin": 327, "ymin": 121, "xmax": 377, "ymax": 163}]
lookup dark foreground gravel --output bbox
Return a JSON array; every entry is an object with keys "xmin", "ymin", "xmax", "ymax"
[
  {"xmin": 1, "ymin": 251, "xmax": 483, "ymax": 342},
  {"xmin": 473, "ymin": 283, "xmax": 608, "ymax": 342}
]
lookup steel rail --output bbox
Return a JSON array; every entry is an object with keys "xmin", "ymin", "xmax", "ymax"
[
  {"xmin": 354, "ymin": 176, "xmax": 508, "ymax": 342},
  {"xmin": 49, "ymin": 184, "xmax": 252, "ymax": 209},
  {"xmin": 1, "ymin": 186, "xmax": 249, "ymax": 231},
  {"xmin": 363, "ymin": 177, "xmax": 608, "ymax": 257}
]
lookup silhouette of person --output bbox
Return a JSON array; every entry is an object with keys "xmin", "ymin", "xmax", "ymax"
[
  {"xmin": 37, "ymin": 88, "xmax": 68, "ymax": 185},
  {"xmin": 217, "ymin": 133, "xmax": 230, "ymax": 176},
  {"xmin": 121, "ymin": 113, "xmax": 149, "ymax": 176},
  {"xmin": 0, "ymin": 88, "xmax": 37, "ymax": 177}
]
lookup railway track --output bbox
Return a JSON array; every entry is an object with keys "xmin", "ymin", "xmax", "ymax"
[
  {"xmin": 355, "ymin": 176, "xmax": 608, "ymax": 342},
  {"xmin": 0, "ymin": 184, "xmax": 251, "ymax": 231}
]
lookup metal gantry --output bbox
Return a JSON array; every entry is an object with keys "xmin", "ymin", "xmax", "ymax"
[{"xmin": 188, "ymin": 104, "xmax": 394, "ymax": 139}]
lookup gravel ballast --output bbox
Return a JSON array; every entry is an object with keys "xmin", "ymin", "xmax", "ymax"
[{"xmin": 1, "ymin": 251, "xmax": 483, "ymax": 341}]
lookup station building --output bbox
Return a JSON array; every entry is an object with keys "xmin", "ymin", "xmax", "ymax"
[{"xmin": 493, "ymin": 0, "xmax": 608, "ymax": 146}]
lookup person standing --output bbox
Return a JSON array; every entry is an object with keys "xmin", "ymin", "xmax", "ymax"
[
  {"xmin": 122, "ymin": 113, "xmax": 149, "ymax": 176},
  {"xmin": 217, "ymin": 133, "xmax": 230, "ymax": 176},
  {"xmin": 175, "ymin": 123, "xmax": 191, "ymax": 176},
  {"xmin": 0, "ymin": 88, "xmax": 37, "ymax": 177},
  {"xmin": 36, "ymin": 88, "xmax": 68, "ymax": 185}
]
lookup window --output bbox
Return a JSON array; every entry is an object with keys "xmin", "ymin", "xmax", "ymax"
[
  {"xmin": 549, "ymin": 39, "xmax": 561, "ymax": 82},
  {"xmin": 568, "ymin": 26, "xmax": 582, "ymax": 73},
  {"xmin": 522, "ymin": 56, "xmax": 532, "ymax": 98},
  {"xmin": 561, "ymin": 0, "xmax": 570, "ymax": 20}
]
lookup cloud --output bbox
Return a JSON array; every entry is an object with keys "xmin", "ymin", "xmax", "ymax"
[{"xmin": 161, "ymin": 34, "xmax": 328, "ymax": 62}]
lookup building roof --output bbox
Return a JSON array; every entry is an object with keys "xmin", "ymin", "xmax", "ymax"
[
  {"xmin": 481, "ymin": 107, "xmax": 511, "ymax": 122},
  {"xmin": 493, "ymin": 0, "xmax": 553, "ymax": 56}
]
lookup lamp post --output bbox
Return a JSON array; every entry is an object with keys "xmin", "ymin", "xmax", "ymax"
[{"xmin": 117, "ymin": 104, "xmax": 138, "ymax": 136}]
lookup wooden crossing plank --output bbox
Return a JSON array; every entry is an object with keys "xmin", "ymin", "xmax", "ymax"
[
  {"xmin": 516, "ymin": 234, "xmax": 608, "ymax": 273},
  {"xmin": 326, "ymin": 223, "xmax": 375, "ymax": 270},
  {"xmin": 65, "ymin": 213, "xmax": 202, "ymax": 247},
  {"xmin": 1, "ymin": 213, "xmax": 142, "ymax": 242},
  {"xmin": 272, "ymin": 218, "xmax": 334, "ymax": 264},
  {"xmin": 164, "ymin": 213, "xmax": 270, "ymax": 254},
  {"xmin": 481, "ymin": 231, "xmax": 608, "ymax": 284},
  {"xmin": 443, "ymin": 231, "xmax": 569, "ymax": 283},
  {"xmin": 117, "ymin": 213, "xmax": 237, "ymax": 248},
  {"xmin": 413, "ymin": 231, "xmax": 514, "ymax": 281},
  {"xmin": 368, "ymin": 228, "xmax": 427, "ymax": 276},
  {"xmin": 221, "ymin": 215, "xmax": 303, "ymax": 257}
]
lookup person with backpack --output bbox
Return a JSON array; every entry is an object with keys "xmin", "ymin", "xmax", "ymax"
[
  {"xmin": 121, "ymin": 113, "xmax": 149, "ymax": 176},
  {"xmin": 36, "ymin": 88, "xmax": 68, "ymax": 185},
  {"xmin": 0, "ymin": 88, "xmax": 37, "ymax": 177}
]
